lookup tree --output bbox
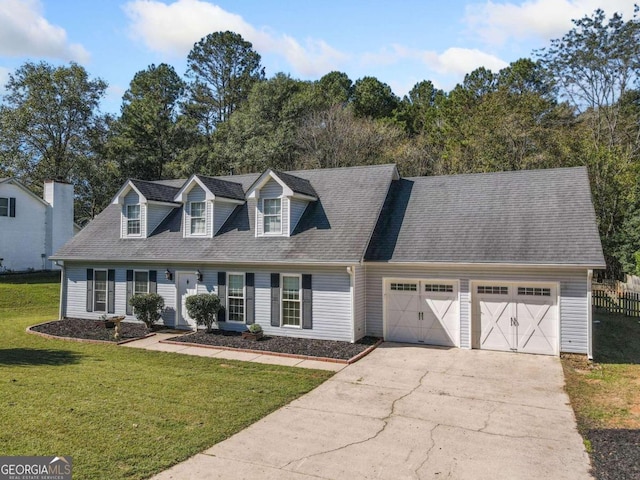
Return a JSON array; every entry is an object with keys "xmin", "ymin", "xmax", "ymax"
[
  {"xmin": 352, "ymin": 76, "xmax": 399, "ymax": 119},
  {"xmin": 185, "ymin": 31, "xmax": 265, "ymax": 134},
  {"xmin": 0, "ymin": 61, "xmax": 107, "ymax": 188},
  {"xmin": 315, "ymin": 71, "xmax": 353, "ymax": 107},
  {"xmin": 111, "ymin": 63, "xmax": 186, "ymax": 180}
]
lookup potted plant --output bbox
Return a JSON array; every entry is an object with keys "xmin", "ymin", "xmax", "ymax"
[{"xmin": 242, "ymin": 323, "xmax": 263, "ymax": 341}]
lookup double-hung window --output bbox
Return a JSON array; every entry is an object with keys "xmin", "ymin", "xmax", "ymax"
[
  {"xmin": 127, "ymin": 204, "xmax": 141, "ymax": 235},
  {"xmin": 263, "ymin": 198, "xmax": 282, "ymax": 234},
  {"xmin": 94, "ymin": 270, "xmax": 108, "ymax": 312},
  {"xmin": 0, "ymin": 198, "xmax": 8, "ymax": 217},
  {"xmin": 134, "ymin": 271, "xmax": 149, "ymax": 295},
  {"xmin": 190, "ymin": 201, "xmax": 206, "ymax": 235},
  {"xmin": 227, "ymin": 273, "xmax": 245, "ymax": 322},
  {"xmin": 281, "ymin": 275, "xmax": 301, "ymax": 327}
]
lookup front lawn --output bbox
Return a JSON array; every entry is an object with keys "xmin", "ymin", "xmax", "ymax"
[
  {"xmin": 0, "ymin": 273, "xmax": 332, "ymax": 480},
  {"xmin": 562, "ymin": 310, "xmax": 640, "ymax": 479}
]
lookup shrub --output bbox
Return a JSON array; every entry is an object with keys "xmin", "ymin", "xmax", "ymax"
[
  {"xmin": 129, "ymin": 293, "xmax": 164, "ymax": 329},
  {"xmin": 185, "ymin": 294, "xmax": 222, "ymax": 332},
  {"xmin": 248, "ymin": 323, "xmax": 262, "ymax": 334}
]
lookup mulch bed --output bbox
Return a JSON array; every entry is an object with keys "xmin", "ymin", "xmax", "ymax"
[
  {"xmin": 31, "ymin": 318, "xmax": 150, "ymax": 342},
  {"xmin": 587, "ymin": 429, "xmax": 640, "ymax": 480},
  {"xmin": 168, "ymin": 330, "xmax": 380, "ymax": 360}
]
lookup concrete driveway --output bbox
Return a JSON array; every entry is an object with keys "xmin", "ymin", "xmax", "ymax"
[{"xmin": 153, "ymin": 344, "xmax": 592, "ymax": 480}]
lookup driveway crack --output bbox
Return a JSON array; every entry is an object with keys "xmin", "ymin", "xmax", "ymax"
[{"xmin": 280, "ymin": 370, "xmax": 431, "ymax": 471}]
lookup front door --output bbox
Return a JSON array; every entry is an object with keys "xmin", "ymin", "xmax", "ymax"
[{"xmin": 177, "ymin": 272, "xmax": 198, "ymax": 329}]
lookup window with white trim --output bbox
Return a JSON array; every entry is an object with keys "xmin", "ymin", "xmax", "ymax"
[
  {"xmin": 424, "ymin": 284, "xmax": 453, "ymax": 293},
  {"xmin": 390, "ymin": 283, "xmax": 417, "ymax": 292},
  {"xmin": 477, "ymin": 286, "xmax": 508, "ymax": 295},
  {"xmin": 282, "ymin": 275, "xmax": 301, "ymax": 327},
  {"xmin": 134, "ymin": 271, "xmax": 149, "ymax": 295},
  {"xmin": 227, "ymin": 273, "xmax": 245, "ymax": 322},
  {"xmin": 0, "ymin": 197, "xmax": 8, "ymax": 216},
  {"xmin": 94, "ymin": 270, "xmax": 108, "ymax": 312},
  {"xmin": 517, "ymin": 286, "xmax": 551, "ymax": 296},
  {"xmin": 263, "ymin": 198, "xmax": 282, "ymax": 234},
  {"xmin": 126, "ymin": 204, "xmax": 141, "ymax": 235},
  {"xmin": 190, "ymin": 201, "xmax": 206, "ymax": 235}
]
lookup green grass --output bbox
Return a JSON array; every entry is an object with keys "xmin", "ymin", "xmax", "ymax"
[
  {"xmin": 562, "ymin": 310, "xmax": 640, "ymax": 431},
  {"xmin": 0, "ymin": 273, "xmax": 332, "ymax": 479}
]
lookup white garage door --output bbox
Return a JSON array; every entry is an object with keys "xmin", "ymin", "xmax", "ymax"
[
  {"xmin": 385, "ymin": 280, "xmax": 459, "ymax": 347},
  {"xmin": 474, "ymin": 283, "xmax": 558, "ymax": 355}
]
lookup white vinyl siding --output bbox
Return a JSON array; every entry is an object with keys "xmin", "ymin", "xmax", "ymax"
[
  {"xmin": 289, "ymin": 198, "xmax": 308, "ymax": 234},
  {"xmin": 365, "ymin": 264, "xmax": 590, "ymax": 354},
  {"xmin": 213, "ymin": 201, "xmax": 237, "ymax": 234},
  {"xmin": 64, "ymin": 263, "xmax": 353, "ymax": 341}
]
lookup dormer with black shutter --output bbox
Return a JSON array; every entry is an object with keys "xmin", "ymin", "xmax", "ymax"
[
  {"xmin": 246, "ymin": 169, "xmax": 318, "ymax": 237},
  {"xmin": 173, "ymin": 175, "xmax": 245, "ymax": 238}
]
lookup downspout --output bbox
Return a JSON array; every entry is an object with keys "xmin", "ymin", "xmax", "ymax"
[
  {"xmin": 57, "ymin": 261, "xmax": 66, "ymax": 320},
  {"xmin": 587, "ymin": 269, "xmax": 593, "ymax": 360},
  {"xmin": 347, "ymin": 265, "xmax": 355, "ymax": 343}
]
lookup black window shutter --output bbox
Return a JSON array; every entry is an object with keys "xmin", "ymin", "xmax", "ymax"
[
  {"xmin": 107, "ymin": 269, "xmax": 115, "ymax": 314},
  {"xmin": 149, "ymin": 270, "xmax": 157, "ymax": 293},
  {"xmin": 271, "ymin": 273, "xmax": 280, "ymax": 327},
  {"xmin": 217, "ymin": 271, "xmax": 226, "ymax": 322},
  {"xmin": 126, "ymin": 269, "xmax": 133, "ymax": 315},
  {"xmin": 86, "ymin": 268, "xmax": 94, "ymax": 312},
  {"xmin": 302, "ymin": 274, "xmax": 312, "ymax": 329},
  {"xmin": 245, "ymin": 273, "xmax": 255, "ymax": 325},
  {"xmin": 9, "ymin": 198, "xmax": 15, "ymax": 217}
]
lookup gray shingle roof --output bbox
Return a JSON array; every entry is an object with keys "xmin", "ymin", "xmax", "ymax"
[
  {"xmin": 272, "ymin": 170, "xmax": 318, "ymax": 197},
  {"xmin": 53, "ymin": 164, "xmax": 398, "ymax": 264},
  {"xmin": 130, "ymin": 179, "xmax": 180, "ymax": 203},
  {"xmin": 365, "ymin": 166, "xmax": 605, "ymax": 266},
  {"xmin": 196, "ymin": 175, "xmax": 246, "ymax": 201}
]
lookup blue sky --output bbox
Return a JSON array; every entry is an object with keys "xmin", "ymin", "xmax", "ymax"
[{"xmin": 0, "ymin": 0, "xmax": 635, "ymax": 113}]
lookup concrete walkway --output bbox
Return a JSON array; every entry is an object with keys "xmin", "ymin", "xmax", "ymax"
[
  {"xmin": 151, "ymin": 344, "xmax": 592, "ymax": 480},
  {"xmin": 120, "ymin": 333, "xmax": 345, "ymax": 371}
]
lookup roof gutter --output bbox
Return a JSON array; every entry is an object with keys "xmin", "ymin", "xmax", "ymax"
[
  {"xmin": 48, "ymin": 257, "xmax": 359, "ymax": 266},
  {"xmin": 368, "ymin": 261, "xmax": 607, "ymax": 270}
]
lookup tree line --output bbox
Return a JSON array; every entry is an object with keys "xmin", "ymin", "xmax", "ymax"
[{"xmin": 0, "ymin": 9, "xmax": 638, "ymax": 278}]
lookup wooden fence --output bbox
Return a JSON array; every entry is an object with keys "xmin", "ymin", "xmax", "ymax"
[{"xmin": 592, "ymin": 288, "xmax": 640, "ymax": 317}]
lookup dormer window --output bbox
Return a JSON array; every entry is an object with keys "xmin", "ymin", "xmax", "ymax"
[
  {"xmin": 263, "ymin": 198, "xmax": 282, "ymax": 234},
  {"xmin": 190, "ymin": 201, "xmax": 206, "ymax": 235},
  {"xmin": 126, "ymin": 204, "xmax": 141, "ymax": 235}
]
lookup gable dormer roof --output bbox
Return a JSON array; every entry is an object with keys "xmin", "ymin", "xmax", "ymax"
[
  {"xmin": 246, "ymin": 169, "xmax": 318, "ymax": 200},
  {"xmin": 197, "ymin": 176, "xmax": 246, "ymax": 201},
  {"xmin": 173, "ymin": 174, "xmax": 246, "ymax": 203},
  {"xmin": 112, "ymin": 179, "xmax": 181, "ymax": 205},
  {"xmin": 130, "ymin": 179, "xmax": 181, "ymax": 203}
]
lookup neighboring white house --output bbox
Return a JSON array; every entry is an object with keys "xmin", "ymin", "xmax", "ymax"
[
  {"xmin": 0, "ymin": 178, "xmax": 77, "ymax": 272},
  {"xmin": 52, "ymin": 165, "xmax": 605, "ymax": 357}
]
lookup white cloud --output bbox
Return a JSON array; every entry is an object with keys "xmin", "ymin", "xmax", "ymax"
[
  {"xmin": 124, "ymin": 0, "xmax": 347, "ymax": 76},
  {"xmin": 0, "ymin": 0, "xmax": 89, "ymax": 62},
  {"xmin": 362, "ymin": 44, "xmax": 507, "ymax": 76},
  {"xmin": 465, "ymin": 0, "xmax": 637, "ymax": 46}
]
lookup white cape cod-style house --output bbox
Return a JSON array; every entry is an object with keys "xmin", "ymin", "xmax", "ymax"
[
  {"xmin": 0, "ymin": 178, "xmax": 77, "ymax": 272},
  {"xmin": 51, "ymin": 164, "xmax": 605, "ymax": 357}
]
